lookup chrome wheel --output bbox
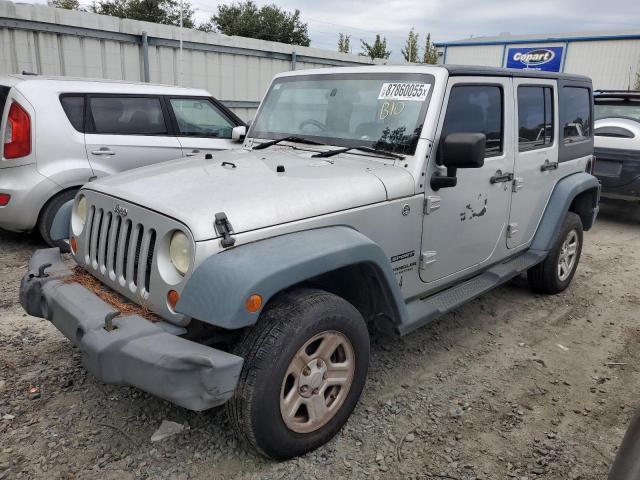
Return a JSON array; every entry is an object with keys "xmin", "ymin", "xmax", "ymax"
[
  {"xmin": 280, "ymin": 330, "xmax": 355, "ymax": 434},
  {"xmin": 557, "ymin": 229, "xmax": 579, "ymax": 281}
]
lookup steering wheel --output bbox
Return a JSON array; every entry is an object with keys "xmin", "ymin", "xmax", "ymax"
[{"xmin": 298, "ymin": 119, "xmax": 328, "ymax": 132}]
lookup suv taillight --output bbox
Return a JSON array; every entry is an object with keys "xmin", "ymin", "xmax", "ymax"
[{"xmin": 3, "ymin": 102, "xmax": 31, "ymax": 159}]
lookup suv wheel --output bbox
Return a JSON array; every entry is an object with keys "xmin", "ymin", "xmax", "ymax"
[
  {"xmin": 38, "ymin": 189, "xmax": 79, "ymax": 252},
  {"xmin": 527, "ymin": 212, "xmax": 583, "ymax": 294},
  {"xmin": 227, "ymin": 288, "xmax": 369, "ymax": 460}
]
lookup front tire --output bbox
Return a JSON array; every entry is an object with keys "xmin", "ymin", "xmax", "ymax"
[
  {"xmin": 527, "ymin": 212, "xmax": 583, "ymax": 294},
  {"xmin": 226, "ymin": 288, "xmax": 369, "ymax": 460},
  {"xmin": 38, "ymin": 188, "xmax": 79, "ymax": 252}
]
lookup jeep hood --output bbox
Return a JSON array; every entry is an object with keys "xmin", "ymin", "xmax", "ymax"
[{"xmin": 86, "ymin": 149, "xmax": 415, "ymax": 241}]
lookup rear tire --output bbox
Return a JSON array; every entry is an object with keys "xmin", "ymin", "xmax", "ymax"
[
  {"xmin": 527, "ymin": 212, "xmax": 583, "ymax": 294},
  {"xmin": 38, "ymin": 188, "xmax": 79, "ymax": 252},
  {"xmin": 226, "ymin": 288, "xmax": 369, "ymax": 460}
]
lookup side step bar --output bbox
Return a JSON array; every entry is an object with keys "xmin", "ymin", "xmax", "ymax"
[{"xmin": 398, "ymin": 251, "xmax": 545, "ymax": 336}]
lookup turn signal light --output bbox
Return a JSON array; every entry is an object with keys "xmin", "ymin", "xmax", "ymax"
[
  {"xmin": 246, "ymin": 294, "xmax": 263, "ymax": 313},
  {"xmin": 69, "ymin": 237, "xmax": 77, "ymax": 254},
  {"xmin": 167, "ymin": 290, "xmax": 180, "ymax": 311},
  {"xmin": 3, "ymin": 102, "xmax": 31, "ymax": 159},
  {"xmin": 0, "ymin": 193, "xmax": 10, "ymax": 206}
]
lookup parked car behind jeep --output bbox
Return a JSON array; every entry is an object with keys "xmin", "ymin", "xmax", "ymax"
[
  {"xmin": 0, "ymin": 75, "xmax": 246, "ymax": 248},
  {"xmin": 593, "ymin": 90, "xmax": 640, "ymax": 203}
]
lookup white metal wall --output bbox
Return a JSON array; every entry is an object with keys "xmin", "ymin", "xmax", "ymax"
[
  {"xmin": 0, "ymin": 0, "xmax": 377, "ymax": 120},
  {"xmin": 439, "ymin": 38, "xmax": 640, "ymax": 89}
]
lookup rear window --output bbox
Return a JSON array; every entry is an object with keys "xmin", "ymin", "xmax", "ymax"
[
  {"xmin": 562, "ymin": 87, "xmax": 592, "ymax": 144},
  {"xmin": 594, "ymin": 99, "xmax": 640, "ymax": 123},
  {"xmin": 60, "ymin": 95, "xmax": 85, "ymax": 132},
  {"xmin": 0, "ymin": 86, "xmax": 9, "ymax": 119},
  {"xmin": 88, "ymin": 96, "xmax": 168, "ymax": 135}
]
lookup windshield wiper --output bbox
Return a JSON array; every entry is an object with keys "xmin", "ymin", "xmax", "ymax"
[
  {"xmin": 252, "ymin": 136, "xmax": 326, "ymax": 150},
  {"xmin": 312, "ymin": 146, "xmax": 405, "ymax": 160}
]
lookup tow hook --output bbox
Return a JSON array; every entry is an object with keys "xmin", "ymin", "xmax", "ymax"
[
  {"xmin": 104, "ymin": 311, "xmax": 120, "ymax": 332},
  {"xmin": 29, "ymin": 263, "xmax": 52, "ymax": 279}
]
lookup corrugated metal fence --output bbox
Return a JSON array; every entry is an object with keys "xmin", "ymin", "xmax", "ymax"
[{"xmin": 0, "ymin": 0, "xmax": 378, "ymax": 120}]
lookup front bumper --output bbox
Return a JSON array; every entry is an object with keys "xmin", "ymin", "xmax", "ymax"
[{"xmin": 20, "ymin": 248, "xmax": 243, "ymax": 411}]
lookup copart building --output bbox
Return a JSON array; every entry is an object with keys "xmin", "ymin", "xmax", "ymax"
[{"xmin": 435, "ymin": 30, "xmax": 640, "ymax": 89}]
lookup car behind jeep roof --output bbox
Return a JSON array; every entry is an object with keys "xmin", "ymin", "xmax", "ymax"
[
  {"xmin": 0, "ymin": 74, "xmax": 245, "ymax": 247},
  {"xmin": 593, "ymin": 90, "xmax": 640, "ymax": 202}
]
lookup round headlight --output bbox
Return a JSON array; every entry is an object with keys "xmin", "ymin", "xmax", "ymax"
[
  {"xmin": 72, "ymin": 195, "xmax": 88, "ymax": 235},
  {"xmin": 169, "ymin": 230, "xmax": 191, "ymax": 276}
]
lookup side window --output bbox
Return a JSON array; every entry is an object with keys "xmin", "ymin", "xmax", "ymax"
[
  {"xmin": 440, "ymin": 85, "xmax": 503, "ymax": 157},
  {"xmin": 562, "ymin": 87, "xmax": 592, "ymax": 144},
  {"xmin": 169, "ymin": 98, "xmax": 234, "ymax": 139},
  {"xmin": 89, "ymin": 97, "xmax": 167, "ymax": 135},
  {"xmin": 517, "ymin": 86, "xmax": 554, "ymax": 151},
  {"xmin": 60, "ymin": 95, "xmax": 85, "ymax": 132}
]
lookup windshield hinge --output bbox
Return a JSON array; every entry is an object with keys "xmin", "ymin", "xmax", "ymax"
[{"xmin": 214, "ymin": 212, "xmax": 236, "ymax": 248}]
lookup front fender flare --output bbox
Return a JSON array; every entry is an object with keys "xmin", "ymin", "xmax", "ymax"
[{"xmin": 176, "ymin": 226, "xmax": 407, "ymax": 330}]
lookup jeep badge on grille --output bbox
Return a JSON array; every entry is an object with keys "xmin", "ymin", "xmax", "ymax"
[{"xmin": 114, "ymin": 204, "xmax": 128, "ymax": 217}]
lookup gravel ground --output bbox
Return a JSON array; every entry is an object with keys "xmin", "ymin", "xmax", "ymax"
[{"xmin": 0, "ymin": 202, "xmax": 639, "ymax": 480}]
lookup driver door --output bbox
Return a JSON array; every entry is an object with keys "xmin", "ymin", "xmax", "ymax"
[
  {"xmin": 168, "ymin": 97, "xmax": 240, "ymax": 156},
  {"xmin": 420, "ymin": 77, "xmax": 515, "ymax": 284}
]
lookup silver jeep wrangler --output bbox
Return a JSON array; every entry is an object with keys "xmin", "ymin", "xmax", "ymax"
[{"xmin": 20, "ymin": 65, "xmax": 600, "ymax": 460}]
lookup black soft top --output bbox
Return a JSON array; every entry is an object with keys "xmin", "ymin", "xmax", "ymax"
[{"xmin": 443, "ymin": 65, "xmax": 591, "ymax": 83}]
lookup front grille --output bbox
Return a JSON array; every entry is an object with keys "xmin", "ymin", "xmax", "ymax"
[{"xmin": 83, "ymin": 205, "xmax": 156, "ymax": 297}]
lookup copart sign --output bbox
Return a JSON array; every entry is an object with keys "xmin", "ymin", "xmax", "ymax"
[{"xmin": 506, "ymin": 46, "xmax": 563, "ymax": 72}]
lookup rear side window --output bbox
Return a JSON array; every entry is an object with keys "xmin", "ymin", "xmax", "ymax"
[
  {"xmin": 89, "ymin": 97, "xmax": 168, "ymax": 135},
  {"xmin": 60, "ymin": 95, "xmax": 85, "ymax": 132},
  {"xmin": 0, "ymin": 86, "xmax": 9, "ymax": 120},
  {"xmin": 440, "ymin": 85, "xmax": 503, "ymax": 157},
  {"xmin": 562, "ymin": 87, "xmax": 592, "ymax": 144},
  {"xmin": 517, "ymin": 86, "xmax": 554, "ymax": 151},
  {"xmin": 169, "ymin": 98, "xmax": 234, "ymax": 138}
]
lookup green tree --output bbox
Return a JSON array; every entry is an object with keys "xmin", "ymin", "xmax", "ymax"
[
  {"xmin": 401, "ymin": 28, "xmax": 419, "ymax": 63},
  {"xmin": 338, "ymin": 33, "xmax": 351, "ymax": 54},
  {"xmin": 422, "ymin": 33, "xmax": 438, "ymax": 64},
  {"xmin": 48, "ymin": 0, "xmax": 81, "ymax": 10},
  {"xmin": 360, "ymin": 34, "xmax": 391, "ymax": 61},
  {"xmin": 201, "ymin": 1, "xmax": 310, "ymax": 46},
  {"xmin": 90, "ymin": 0, "xmax": 196, "ymax": 28}
]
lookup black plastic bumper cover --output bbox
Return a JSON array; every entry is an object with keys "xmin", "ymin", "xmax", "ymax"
[{"xmin": 19, "ymin": 248, "xmax": 243, "ymax": 411}]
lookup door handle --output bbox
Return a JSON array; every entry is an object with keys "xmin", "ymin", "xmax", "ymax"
[
  {"xmin": 185, "ymin": 149, "xmax": 200, "ymax": 157},
  {"xmin": 91, "ymin": 148, "xmax": 116, "ymax": 156},
  {"xmin": 490, "ymin": 170, "xmax": 514, "ymax": 184},
  {"xmin": 540, "ymin": 159, "xmax": 559, "ymax": 171}
]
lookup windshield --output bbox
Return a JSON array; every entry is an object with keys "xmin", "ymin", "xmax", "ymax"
[
  {"xmin": 250, "ymin": 73, "xmax": 434, "ymax": 155},
  {"xmin": 594, "ymin": 99, "xmax": 640, "ymax": 123}
]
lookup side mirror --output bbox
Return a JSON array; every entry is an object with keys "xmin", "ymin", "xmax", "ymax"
[
  {"xmin": 431, "ymin": 132, "xmax": 486, "ymax": 190},
  {"xmin": 232, "ymin": 125, "xmax": 247, "ymax": 142}
]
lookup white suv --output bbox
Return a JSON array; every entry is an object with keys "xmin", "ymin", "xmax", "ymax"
[{"xmin": 0, "ymin": 75, "xmax": 246, "ymax": 247}]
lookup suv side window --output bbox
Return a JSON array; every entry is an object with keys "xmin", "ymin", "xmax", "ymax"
[
  {"xmin": 440, "ymin": 85, "xmax": 503, "ymax": 157},
  {"xmin": 60, "ymin": 95, "xmax": 85, "ymax": 132},
  {"xmin": 562, "ymin": 87, "xmax": 591, "ymax": 144},
  {"xmin": 89, "ymin": 97, "xmax": 168, "ymax": 135},
  {"xmin": 169, "ymin": 98, "xmax": 235, "ymax": 139},
  {"xmin": 518, "ymin": 86, "xmax": 554, "ymax": 151}
]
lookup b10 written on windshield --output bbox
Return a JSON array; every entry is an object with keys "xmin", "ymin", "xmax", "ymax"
[{"xmin": 378, "ymin": 83, "xmax": 431, "ymax": 102}]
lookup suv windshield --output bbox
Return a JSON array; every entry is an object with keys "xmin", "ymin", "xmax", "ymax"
[
  {"xmin": 250, "ymin": 73, "xmax": 434, "ymax": 155},
  {"xmin": 594, "ymin": 97, "xmax": 640, "ymax": 123}
]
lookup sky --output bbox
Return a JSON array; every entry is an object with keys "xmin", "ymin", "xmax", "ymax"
[{"xmin": 18, "ymin": 0, "xmax": 640, "ymax": 60}]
